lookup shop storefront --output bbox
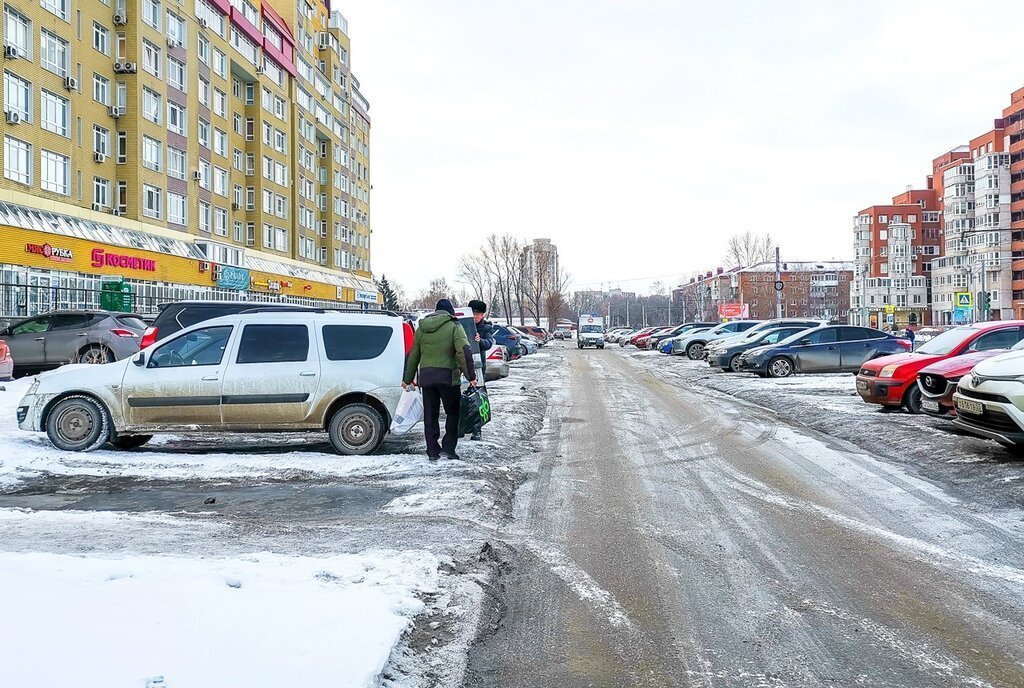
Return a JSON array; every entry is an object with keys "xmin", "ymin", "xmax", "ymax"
[{"xmin": 0, "ymin": 202, "xmax": 378, "ymax": 319}]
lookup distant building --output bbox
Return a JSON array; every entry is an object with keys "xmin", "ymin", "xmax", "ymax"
[{"xmin": 522, "ymin": 238, "xmax": 559, "ymax": 289}]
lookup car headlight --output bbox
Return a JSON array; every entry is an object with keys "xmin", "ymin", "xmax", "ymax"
[{"xmin": 879, "ymin": 365, "xmax": 899, "ymax": 378}]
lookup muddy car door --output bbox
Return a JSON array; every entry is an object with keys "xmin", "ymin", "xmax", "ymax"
[
  {"xmin": 219, "ymin": 322, "xmax": 322, "ymax": 428},
  {"xmin": 120, "ymin": 324, "xmax": 234, "ymax": 429}
]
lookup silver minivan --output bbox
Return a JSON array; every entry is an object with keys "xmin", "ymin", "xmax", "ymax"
[{"xmin": 17, "ymin": 312, "xmax": 406, "ymax": 455}]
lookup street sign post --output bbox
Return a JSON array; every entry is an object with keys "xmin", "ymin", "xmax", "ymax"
[
  {"xmin": 884, "ymin": 304, "xmax": 895, "ymax": 315},
  {"xmin": 955, "ymin": 292, "xmax": 973, "ymax": 308}
]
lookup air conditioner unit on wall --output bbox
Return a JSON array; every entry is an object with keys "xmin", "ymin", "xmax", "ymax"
[
  {"xmin": 64, "ymin": 76, "xmax": 78, "ymax": 91},
  {"xmin": 197, "ymin": 18, "xmax": 209, "ymax": 29},
  {"xmin": 199, "ymin": 261, "xmax": 210, "ymax": 272},
  {"xmin": 4, "ymin": 111, "xmax": 21, "ymax": 124},
  {"xmin": 113, "ymin": 13, "xmax": 127, "ymax": 25},
  {"xmin": 94, "ymin": 152, "xmax": 107, "ymax": 163},
  {"xmin": 108, "ymin": 106, "xmax": 124, "ymax": 118},
  {"xmin": 212, "ymin": 265, "xmax": 223, "ymax": 280},
  {"xmin": 192, "ymin": 170, "xmax": 202, "ymax": 180},
  {"xmin": 3, "ymin": 45, "xmax": 20, "ymax": 59}
]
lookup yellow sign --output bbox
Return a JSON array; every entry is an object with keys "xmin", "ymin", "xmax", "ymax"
[
  {"xmin": 884, "ymin": 304, "xmax": 895, "ymax": 314},
  {"xmin": 955, "ymin": 292, "xmax": 972, "ymax": 308}
]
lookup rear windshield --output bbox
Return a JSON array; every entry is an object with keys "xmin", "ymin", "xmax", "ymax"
[
  {"xmin": 115, "ymin": 316, "xmax": 148, "ymax": 330},
  {"xmin": 323, "ymin": 325, "xmax": 393, "ymax": 360}
]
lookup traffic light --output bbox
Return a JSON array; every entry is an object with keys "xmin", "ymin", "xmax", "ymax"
[{"xmin": 982, "ymin": 291, "xmax": 992, "ymax": 312}]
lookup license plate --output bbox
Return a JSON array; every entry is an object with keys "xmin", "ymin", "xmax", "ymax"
[
  {"xmin": 856, "ymin": 380, "xmax": 868, "ymax": 391},
  {"xmin": 922, "ymin": 400, "xmax": 939, "ymax": 413},
  {"xmin": 955, "ymin": 397, "xmax": 983, "ymax": 415}
]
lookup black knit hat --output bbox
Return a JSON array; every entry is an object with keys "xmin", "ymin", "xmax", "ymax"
[
  {"xmin": 469, "ymin": 299, "xmax": 487, "ymax": 314},
  {"xmin": 435, "ymin": 298, "xmax": 455, "ymax": 315}
]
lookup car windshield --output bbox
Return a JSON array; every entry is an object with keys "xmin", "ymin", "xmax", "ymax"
[
  {"xmin": 915, "ymin": 327, "xmax": 976, "ymax": 355},
  {"xmin": 775, "ymin": 327, "xmax": 828, "ymax": 346},
  {"xmin": 580, "ymin": 325, "xmax": 602, "ymax": 333}
]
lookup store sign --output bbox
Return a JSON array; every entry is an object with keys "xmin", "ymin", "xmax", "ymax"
[
  {"xmin": 25, "ymin": 242, "xmax": 73, "ymax": 263},
  {"xmin": 337, "ymin": 286, "xmax": 346, "ymax": 300},
  {"xmin": 355, "ymin": 289, "xmax": 378, "ymax": 304},
  {"xmin": 90, "ymin": 248, "xmax": 156, "ymax": 272},
  {"xmin": 718, "ymin": 303, "xmax": 749, "ymax": 318},
  {"xmin": 216, "ymin": 265, "xmax": 250, "ymax": 291}
]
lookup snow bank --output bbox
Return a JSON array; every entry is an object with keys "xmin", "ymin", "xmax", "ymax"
[{"xmin": 0, "ymin": 548, "xmax": 438, "ymax": 688}]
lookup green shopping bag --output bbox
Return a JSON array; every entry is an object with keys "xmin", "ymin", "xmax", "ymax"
[{"xmin": 459, "ymin": 387, "xmax": 492, "ymax": 436}]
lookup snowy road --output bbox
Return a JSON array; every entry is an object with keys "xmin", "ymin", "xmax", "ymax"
[{"xmin": 467, "ymin": 347, "xmax": 1024, "ymax": 688}]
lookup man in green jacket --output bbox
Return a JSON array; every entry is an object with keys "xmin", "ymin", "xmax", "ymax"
[{"xmin": 403, "ymin": 299, "xmax": 477, "ymax": 460}]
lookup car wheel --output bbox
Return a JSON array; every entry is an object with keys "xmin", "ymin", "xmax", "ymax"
[
  {"xmin": 729, "ymin": 355, "xmax": 743, "ymax": 373},
  {"xmin": 767, "ymin": 357, "xmax": 794, "ymax": 378},
  {"xmin": 903, "ymin": 385, "xmax": 923, "ymax": 414},
  {"xmin": 109, "ymin": 434, "xmax": 153, "ymax": 450},
  {"xmin": 686, "ymin": 342, "xmax": 705, "ymax": 360},
  {"xmin": 78, "ymin": 345, "xmax": 113, "ymax": 365},
  {"xmin": 45, "ymin": 395, "xmax": 110, "ymax": 452},
  {"xmin": 328, "ymin": 402, "xmax": 385, "ymax": 455}
]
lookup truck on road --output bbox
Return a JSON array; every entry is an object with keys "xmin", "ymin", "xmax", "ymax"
[{"xmin": 578, "ymin": 315, "xmax": 605, "ymax": 349}]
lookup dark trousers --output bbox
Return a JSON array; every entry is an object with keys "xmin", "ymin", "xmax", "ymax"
[{"xmin": 422, "ymin": 384, "xmax": 461, "ymax": 457}]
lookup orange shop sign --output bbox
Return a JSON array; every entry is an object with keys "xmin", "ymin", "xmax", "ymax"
[
  {"xmin": 25, "ymin": 242, "xmax": 73, "ymax": 263},
  {"xmin": 718, "ymin": 303, "xmax": 749, "ymax": 318}
]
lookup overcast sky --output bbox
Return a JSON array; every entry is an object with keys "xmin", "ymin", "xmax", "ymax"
[{"xmin": 340, "ymin": 0, "xmax": 1024, "ymax": 297}]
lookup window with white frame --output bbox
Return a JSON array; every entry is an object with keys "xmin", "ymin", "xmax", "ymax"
[
  {"xmin": 274, "ymin": 129, "xmax": 286, "ymax": 154},
  {"xmin": 142, "ymin": 0, "xmax": 161, "ymax": 29},
  {"xmin": 41, "ymin": 0, "xmax": 67, "ymax": 21},
  {"xmin": 198, "ymin": 77, "xmax": 209, "ymax": 106},
  {"xmin": 167, "ymin": 11, "xmax": 185, "ymax": 44},
  {"xmin": 262, "ymin": 189, "xmax": 273, "ymax": 212},
  {"xmin": 3, "ymin": 136, "xmax": 31, "ymax": 184},
  {"xmin": 213, "ymin": 48, "xmax": 226, "ymax": 77},
  {"xmin": 167, "ymin": 101, "xmax": 186, "ymax": 135},
  {"xmin": 167, "ymin": 56, "xmax": 185, "ymax": 90},
  {"xmin": 142, "ymin": 136, "xmax": 162, "ymax": 171},
  {"xmin": 194, "ymin": 0, "xmax": 224, "ymax": 36},
  {"xmin": 213, "ymin": 129, "xmax": 227, "ymax": 156},
  {"xmin": 93, "ymin": 22, "xmax": 109, "ymax": 55},
  {"xmin": 233, "ymin": 149, "xmax": 243, "ymax": 171},
  {"xmin": 40, "ymin": 29, "xmax": 68, "ymax": 76},
  {"xmin": 213, "ymin": 207, "xmax": 227, "ymax": 235},
  {"xmin": 274, "ymin": 194, "xmax": 287, "ymax": 218},
  {"xmin": 142, "ymin": 40, "xmax": 161, "ymax": 77},
  {"xmin": 213, "ymin": 88, "xmax": 226, "ymax": 117},
  {"xmin": 4, "ymin": 72, "xmax": 31, "ymax": 121},
  {"xmin": 199, "ymin": 201, "xmax": 211, "ymax": 233},
  {"xmin": 93, "ymin": 125, "xmax": 109, "ymax": 155},
  {"xmin": 168, "ymin": 146, "xmax": 186, "ymax": 179},
  {"xmin": 93, "ymin": 177, "xmax": 110, "ymax": 207},
  {"xmin": 246, "ymin": 186, "xmax": 255, "ymax": 210},
  {"xmin": 197, "ymin": 33, "xmax": 209, "ymax": 63},
  {"xmin": 198, "ymin": 160, "xmax": 211, "ymax": 190},
  {"xmin": 40, "ymin": 90, "xmax": 68, "ymax": 136},
  {"xmin": 142, "ymin": 88, "xmax": 161, "ymax": 123},
  {"xmin": 40, "ymin": 149, "xmax": 69, "ymax": 194},
  {"xmin": 274, "ymin": 161, "xmax": 287, "ymax": 186},
  {"xmin": 168, "ymin": 191, "xmax": 187, "ymax": 224},
  {"xmin": 213, "ymin": 167, "xmax": 227, "ymax": 196},
  {"xmin": 263, "ymin": 223, "xmax": 273, "ymax": 248},
  {"xmin": 142, "ymin": 184, "xmax": 162, "ymax": 218},
  {"xmin": 93, "ymin": 73, "xmax": 109, "ymax": 104},
  {"xmin": 262, "ymin": 121, "xmax": 272, "ymax": 144},
  {"xmin": 275, "ymin": 228, "xmax": 287, "ymax": 252},
  {"xmin": 5, "ymin": 8, "xmax": 31, "ymax": 58},
  {"xmin": 198, "ymin": 119, "xmax": 210, "ymax": 147}
]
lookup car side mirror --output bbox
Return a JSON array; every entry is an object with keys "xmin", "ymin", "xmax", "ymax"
[
  {"xmin": 134, "ymin": 351, "xmax": 146, "ymax": 367},
  {"xmin": 799, "ymin": 338, "xmax": 812, "ymax": 346}
]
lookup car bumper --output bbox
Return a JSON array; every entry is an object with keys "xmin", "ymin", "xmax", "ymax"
[
  {"xmin": 708, "ymin": 352, "xmax": 731, "ymax": 368},
  {"xmin": 736, "ymin": 357, "xmax": 767, "ymax": 373},
  {"xmin": 855, "ymin": 377, "xmax": 906, "ymax": 406},
  {"xmin": 950, "ymin": 390, "xmax": 1024, "ymax": 445},
  {"xmin": 16, "ymin": 392, "xmax": 52, "ymax": 432}
]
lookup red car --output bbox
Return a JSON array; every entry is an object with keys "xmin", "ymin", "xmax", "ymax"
[
  {"xmin": 628, "ymin": 327, "xmax": 659, "ymax": 347},
  {"xmin": 917, "ymin": 349, "xmax": 1013, "ymax": 417},
  {"xmin": 635, "ymin": 327, "xmax": 673, "ymax": 349},
  {"xmin": 856, "ymin": 321, "xmax": 1024, "ymax": 413}
]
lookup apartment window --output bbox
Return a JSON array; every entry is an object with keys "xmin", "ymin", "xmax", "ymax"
[
  {"xmin": 245, "ymin": 82, "xmax": 254, "ymax": 105},
  {"xmin": 92, "ymin": 74, "xmax": 109, "ymax": 105},
  {"xmin": 274, "ymin": 162, "xmax": 287, "ymax": 186},
  {"xmin": 213, "ymin": 129, "xmax": 227, "ymax": 156},
  {"xmin": 3, "ymin": 136, "xmax": 31, "ymax": 184},
  {"xmin": 197, "ymin": 119, "xmax": 210, "ymax": 148},
  {"xmin": 93, "ymin": 125, "xmax": 109, "ymax": 155},
  {"xmin": 142, "ymin": 40, "xmax": 161, "ymax": 77},
  {"xmin": 274, "ymin": 194, "xmax": 287, "ymax": 218},
  {"xmin": 263, "ymin": 223, "xmax": 273, "ymax": 249},
  {"xmin": 198, "ymin": 160, "xmax": 211, "ymax": 190},
  {"xmin": 275, "ymin": 228, "xmax": 287, "ymax": 252},
  {"xmin": 116, "ymin": 32, "xmax": 126, "ymax": 60},
  {"xmin": 168, "ymin": 191, "xmax": 187, "ymax": 224},
  {"xmin": 4, "ymin": 8, "xmax": 31, "ymax": 59},
  {"xmin": 274, "ymin": 130, "xmax": 286, "ymax": 154},
  {"xmin": 199, "ymin": 201, "xmax": 211, "ymax": 233},
  {"xmin": 92, "ymin": 22, "xmax": 109, "ymax": 54},
  {"xmin": 213, "ymin": 48, "xmax": 226, "ymax": 77},
  {"xmin": 245, "ymin": 186, "xmax": 255, "ymax": 210},
  {"xmin": 117, "ymin": 181, "xmax": 127, "ymax": 210},
  {"xmin": 233, "ymin": 149, "xmax": 243, "ymax": 171},
  {"xmin": 40, "ymin": 90, "xmax": 68, "ymax": 136},
  {"xmin": 167, "ymin": 56, "xmax": 185, "ymax": 90},
  {"xmin": 213, "ymin": 88, "xmax": 226, "ymax": 117},
  {"xmin": 4, "ymin": 72, "xmax": 31, "ymax": 121},
  {"xmin": 213, "ymin": 167, "xmax": 227, "ymax": 196},
  {"xmin": 116, "ymin": 131, "xmax": 127, "ymax": 163},
  {"xmin": 167, "ymin": 11, "xmax": 185, "ymax": 44},
  {"xmin": 262, "ymin": 188, "xmax": 273, "ymax": 212},
  {"xmin": 142, "ymin": 136, "xmax": 162, "ymax": 171},
  {"xmin": 245, "ymin": 153, "xmax": 254, "ymax": 175},
  {"xmin": 40, "ymin": 30, "xmax": 68, "ymax": 77},
  {"xmin": 167, "ymin": 102, "xmax": 186, "ymax": 135},
  {"xmin": 117, "ymin": 81, "xmax": 127, "ymax": 108},
  {"xmin": 197, "ymin": 34, "xmax": 209, "ymax": 64},
  {"xmin": 168, "ymin": 146, "xmax": 186, "ymax": 179},
  {"xmin": 142, "ymin": 88, "xmax": 161, "ymax": 123},
  {"xmin": 233, "ymin": 220, "xmax": 243, "ymax": 242},
  {"xmin": 199, "ymin": 77, "xmax": 209, "ymax": 106},
  {"xmin": 92, "ymin": 177, "xmax": 110, "ymax": 207},
  {"xmin": 262, "ymin": 155, "xmax": 272, "ymax": 180},
  {"xmin": 142, "ymin": 184, "xmax": 162, "ymax": 218},
  {"xmin": 41, "ymin": 0, "xmax": 67, "ymax": 21},
  {"xmin": 142, "ymin": 0, "xmax": 161, "ymax": 29},
  {"xmin": 232, "ymin": 184, "xmax": 243, "ymax": 207},
  {"xmin": 213, "ymin": 207, "xmax": 227, "ymax": 235},
  {"xmin": 41, "ymin": 150, "xmax": 69, "ymax": 194},
  {"xmin": 262, "ymin": 121, "xmax": 272, "ymax": 144}
]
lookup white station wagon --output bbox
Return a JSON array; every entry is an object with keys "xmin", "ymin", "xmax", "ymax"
[{"xmin": 17, "ymin": 311, "xmax": 406, "ymax": 455}]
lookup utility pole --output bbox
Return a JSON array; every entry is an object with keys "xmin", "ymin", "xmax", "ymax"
[
  {"xmin": 980, "ymin": 255, "xmax": 987, "ymax": 323},
  {"xmin": 775, "ymin": 246, "xmax": 782, "ymax": 319}
]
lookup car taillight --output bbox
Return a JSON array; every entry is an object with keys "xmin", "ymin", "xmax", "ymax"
[
  {"xmin": 402, "ymin": 322, "xmax": 414, "ymax": 355},
  {"xmin": 139, "ymin": 327, "xmax": 158, "ymax": 349},
  {"xmin": 898, "ymin": 339, "xmax": 912, "ymax": 350},
  {"xmin": 110, "ymin": 329, "xmax": 139, "ymax": 338}
]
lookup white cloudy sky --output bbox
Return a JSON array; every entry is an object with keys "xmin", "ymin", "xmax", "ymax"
[{"xmin": 341, "ymin": 0, "xmax": 1024, "ymax": 296}]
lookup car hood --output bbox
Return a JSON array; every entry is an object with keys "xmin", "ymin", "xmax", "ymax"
[
  {"xmin": 860, "ymin": 352, "xmax": 940, "ymax": 373},
  {"xmin": 972, "ymin": 349, "xmax": 1024, "ymax": 378},
  {"xmin": 33, "ymin": 360, "xmax": 129, "ymax": 394},
  {"xmin": 918, "ymin": 350, "xmax": 1006, "ymax": 377}
]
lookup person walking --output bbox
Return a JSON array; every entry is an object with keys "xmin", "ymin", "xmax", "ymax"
[
  {"xmin": 905, "ymin": 326, "xmax": 916, "ymax": 348},
  {"xmin": 402, "ymin": 299, "xmax": 477, "ymax": 461},
  {"xmin": 468, "ymin": 300, "xmax": 494, "ymax": 441}
]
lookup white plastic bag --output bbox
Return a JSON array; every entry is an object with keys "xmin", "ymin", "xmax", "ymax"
[{"xmin": 390, "ymin": 389, "xmax": 424, "ymax": 434}]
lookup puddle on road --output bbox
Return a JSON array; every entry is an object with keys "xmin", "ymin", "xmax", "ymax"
[{"xmin": 0, "ymin": 481, "xmax": 403, "ymax": 521}]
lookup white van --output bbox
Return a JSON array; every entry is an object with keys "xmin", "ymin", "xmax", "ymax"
[
  {"xmin": 578, "ymin": 315, "xmax": 605, "ymax": 349},
  {"xmin": 17, "ymin": 311, "xmax": 406, "ymax": 455}
]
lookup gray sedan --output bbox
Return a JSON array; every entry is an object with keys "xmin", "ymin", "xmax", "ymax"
[{"xmin": 0, "ymin": 310, "xmax": 147, "ymax": 375}]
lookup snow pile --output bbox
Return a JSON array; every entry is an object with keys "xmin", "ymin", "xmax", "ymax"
[{"xmin": 0, "ymin": 548, "xmax": 438, "ymax": 688}]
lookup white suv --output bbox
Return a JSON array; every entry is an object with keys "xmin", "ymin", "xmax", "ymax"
[
  {"xmin": 17, "ymin": 311, "xmax": 406, "ymax": 455},
  {"xmin": 951, "ymin": 348, "xmax": 1024, "ymax": 446}
]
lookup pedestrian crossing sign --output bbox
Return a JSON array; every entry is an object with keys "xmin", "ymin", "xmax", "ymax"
[{"xmin": 955, "ymin": 292, "xmax": 972, "ymax": 308}]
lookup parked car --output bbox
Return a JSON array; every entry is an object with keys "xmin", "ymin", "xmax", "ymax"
[
  {"xmin": 918, "ymin": 348, "xmax": 1018, "ymax": 417},
  {"xmin": 518, "ymin": 326, "xmax": 550, "ymax": 342},
  {"xmin": 518, "ymin": 336, "xmax": 539, "ymax": 355},
  {"xmin": 0, "ymin": 310, "xmax": 148, "ymax": 376},
  {"xmin": 635, "ymin": 326, "xmax": 674, "ymax": 350},
  {"xmin": 951, "ymin": 349, "xmax": 1024, "ymax": 446},
  {"xmin": 704, "ymin": 319, "xmax": 825, "ymax": 360},
  {"xmin": 553, "ymin": 327, "xmax": 573, "ymax": 340},
  {"xmin": 17, "ymin": 311, "xmax": 408, "ymax": 454},
  {"xmin": 857, "ymin": 322, "xmax": 1024, "ymax": 413},
  {"xmin": 484, "ymin": 345, "xmax": 510, "ymax": 381},
  {"xmin": 0, "ymin": 340, "xmax": 13, "ymax": 380},
  {"xmin": 673, "ymin": 320, "xmax": 763, "ymax": 359},
  {"xmin": 737, "ymin": 325, "xmax": 910, "ymax": 377},
  {"xmin": 666, "ymin": 327, "xmax": 713, "ymax": 354},
  {"xmin": 492, "ymin": 324, "xmax": 523, "ymax": 359},
  {"xmin": 707, "ymin": 326, "xmax": 813, "ymax": 372},
  {"xmin": 605, "ymin": 328, "xmax": 631, "ymax": 343},
  {"xmin": 647, "ymin": 322, "xmax": 718, "ymax": 350},
  {"xmin": 626, "ymin": 327, "xmax": 660, "ymax": 347}
]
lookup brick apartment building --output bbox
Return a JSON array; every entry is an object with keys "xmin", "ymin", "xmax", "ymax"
[
  {"xmin": 674, "ymin": 261, "xmax": 853, "ymax": 323},
  {"xmin": 1006, "ymin": 87, "xmax": 1024, "ymax": 318}
]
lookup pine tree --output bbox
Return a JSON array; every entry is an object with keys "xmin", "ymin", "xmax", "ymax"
[{"xmin": 376, "ymin": 274, "xmax": 401, "ymax": 311}]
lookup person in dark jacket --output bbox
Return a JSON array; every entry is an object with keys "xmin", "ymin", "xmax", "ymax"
[
  {"xmin": 403, "ymin": 299, "xmax": 477, "ymax": 460},
  {"xmin": 468, "ymin": 299, "xmax": 493, "ymax": 441}
]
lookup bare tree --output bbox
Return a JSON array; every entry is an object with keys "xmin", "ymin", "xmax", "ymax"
[
  {"xmin": 410, "ymin": 277, "xmax": 455, "ymax": 310},
  {"xmin": 724, "ymin": 231, "xmax": 775, "ymax": 270},
  {"xmin": 649, "ymin": 280, "xmax": 666, "ymax": 296}
]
